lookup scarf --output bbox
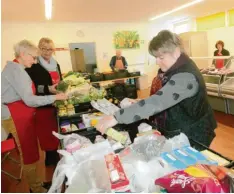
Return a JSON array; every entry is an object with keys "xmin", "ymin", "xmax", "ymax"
[{"xmin": 38, "ymin": 56, "xmax": 58, "ymax": 72}]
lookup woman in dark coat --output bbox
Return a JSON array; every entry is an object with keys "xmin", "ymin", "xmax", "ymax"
[{"xmin": 25, "ymin": 38, "xmax": 62, "ymax": 166}]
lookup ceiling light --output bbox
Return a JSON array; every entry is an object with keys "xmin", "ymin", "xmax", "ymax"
[
  {"xmin": 149, "ymin": 0, "xmax": 204, "ymax": 21},
  {"xmin": 45, "ymin": 0, "xmax": 52, "ymax": 20}
]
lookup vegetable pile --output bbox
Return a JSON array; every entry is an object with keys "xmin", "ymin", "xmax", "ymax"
[{"xmin": 55, "ymin": 71, "xmax": 106, "ymax": 107}]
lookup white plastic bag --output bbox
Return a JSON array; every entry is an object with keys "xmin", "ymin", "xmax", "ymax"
[
  {"xmin": 52, "ymin": 131, "xmax": 92, "ymax": 150},
  {"xmin": 160, "ymin": 133, "xmax": 190, "ymax": 153}
]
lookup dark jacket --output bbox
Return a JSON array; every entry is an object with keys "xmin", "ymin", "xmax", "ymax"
[
  {"xmin": 156, "ymin": 54, "xmax": 217, "ymax": 149},
  {"xmin": 109, "ymin": 56, "xmax": 128, "ymax": 70},
  {"xmin": 214, "ymin": 48, "xmax": 230, "ymax": 56},
  {"xmin": 213, "ymin": 49, "xmax": 230, "ymax": 67},
  {"xmin": 25, "ymin": 62, "xmax": 62, "ymax": 96}
]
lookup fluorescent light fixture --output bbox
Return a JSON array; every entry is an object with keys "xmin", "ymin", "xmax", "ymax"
[
  {"xmin": 45, "ymin": 0, "xmax": 52, "ymax": 20},
  {"xmin": 149, "ymin": 0, "xmax": 204, "ymax": 21}
]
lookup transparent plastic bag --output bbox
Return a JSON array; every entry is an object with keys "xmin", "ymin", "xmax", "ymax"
[
  {"xmin": 66, "ymin": 140, "xmax": 114, "ymax": 193},
  {"xmin": 52, "ymin": 131, "xmax": 92, "ymax": 149},
  {"xmin": 66, "ymin": 159, "xmax": 111, "ymax": 193},
  {"xmin": 49, "ymin": 137, "xmax": 113, "ymax": 193},
  {"xmin": 121, "ymin": 156, "xmax": 176, "ymax": 192},
  {"xmin": 129, "ymin": 134, "xmax": 167, "ymax": 161},
  {"xmin": 161, "ymin": 133, "xmax": 190, "ymax": 153}
]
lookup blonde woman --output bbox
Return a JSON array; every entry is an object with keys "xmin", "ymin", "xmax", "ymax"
[
  {"xmin": 1, "ymin": 40, "xmax": 67, "ymax": 193},
  {"xmin": 25, "ymin": 38, "xmax": 62, "ymax": 167}
]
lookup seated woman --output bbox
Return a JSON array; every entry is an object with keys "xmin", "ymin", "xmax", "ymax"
[
  {"xmin": 25, "ymin": 38, "xmax": 62, "ymax": 166},
  {"xmin": 95, "ymin": 30, "xmax": 217, "ymax": 150},
  {"xmin": 213, "ymin": 40, "xmax": 230, "ymax": 69},
  {"xmin": 1, "ymin": 40, "xmax": 67, "ymax": 192}
]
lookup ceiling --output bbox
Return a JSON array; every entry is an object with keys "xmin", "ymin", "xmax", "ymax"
[{"xmin": 2, "ymin": 0, "xmax": 234, "ymax": 23}]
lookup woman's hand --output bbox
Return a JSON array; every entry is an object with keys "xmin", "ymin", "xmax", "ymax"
[
  {"xmin": 55, "ymin": 93, "xmax": 67, "ymax": 101},
  {"xmin": 95, "ymin": 115, "xmax": 118, "ymax": 135},
  {"xmin": 49, "ymin": 83, "xmax": 58, "ymax": 94}
]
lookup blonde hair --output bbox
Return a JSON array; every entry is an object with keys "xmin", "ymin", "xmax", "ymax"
[
  {"xmin": 14, "ymin": 40, "xmax": 38, "ymax": 58},
  {"xmin": 38, "ymin": 37, "xmax": 55, "ymax": 49},
  {"xmin": 149, "ymin": 30, "xmax": 184, "ymax": 57}
]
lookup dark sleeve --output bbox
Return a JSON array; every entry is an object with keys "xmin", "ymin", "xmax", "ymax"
[
  {"xmin": 25, "ymin": 65, "xmax": 50, "ymax": 96},
  {"xmin": 214, "ymin": 50, "xmax": 217, "ymax": 56},
  {"xmin": 224, "ymin": 49, "xmax": 230, "ymax": 56},
  {"xmin": 57, "ymin": 64, "xmax": 63, "ymax": 80},
  {"xmin": 212, "ymin": 50, "xmax": 217, "ymax": 65},
  {"xmin": 122, "ymin": 57, "xmax": 128, "ymax": 69},
  {"xmin": 114, "ymin": 72, "xmax": 199, "ymax": 124},
  {"xmin": 109, "ymin": 56, "xmax": 115, "ymax": 70}
]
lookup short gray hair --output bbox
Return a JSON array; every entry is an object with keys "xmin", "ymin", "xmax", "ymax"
[
  {"xmin": 149, "ymin": 30, "xmax": 184, "ymax": 57},
  {"xmin": 14, "ymin": 40, "xmax": 38, "ymax": 58}
]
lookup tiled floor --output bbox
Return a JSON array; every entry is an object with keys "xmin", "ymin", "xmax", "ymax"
[{"xmin": 1, "ymin": 97, "xmax": 234, "ymax": 193}]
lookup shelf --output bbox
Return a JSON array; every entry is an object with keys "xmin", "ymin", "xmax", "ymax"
[{"xmin": 90, "ymin": 75, "xmax": 142, "ymax": 84}]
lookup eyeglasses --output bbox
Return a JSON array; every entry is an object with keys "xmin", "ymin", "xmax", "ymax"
[
  {"xmin": 28, "ymin": 53, "xmax": 38, "ymax": 61},
  {"xmin": 41, "ymin": 47, "xmax": 54, "ymax": 52}
]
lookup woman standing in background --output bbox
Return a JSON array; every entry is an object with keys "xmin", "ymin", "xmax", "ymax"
[
  {"xmin": 213, "ymin": 40, "xmax": 230, "ymax": 69},
  {"xmin": 25, "ymin": 38, "xmax": 62, "ymax": 166},
  {"xmin": 1, "ymin": 40, "xmax": 67, "ymax": 192}
]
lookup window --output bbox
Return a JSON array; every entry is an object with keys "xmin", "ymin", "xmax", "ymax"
[{"xmin": 173, "ymin": 20, "xmax": 191, "ymax": 34}]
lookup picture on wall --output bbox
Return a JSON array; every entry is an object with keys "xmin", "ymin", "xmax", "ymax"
[{"xmin": 113, "ymin": 31, "xmax": 140, "ymax": 49}]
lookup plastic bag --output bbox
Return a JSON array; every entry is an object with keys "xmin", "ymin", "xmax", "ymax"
[
  {"xmin": 138, "ymin": 123, "xmax": 153, "ymax": 133},
  {"xmin": 120, "ymin": 156, "xmax": 176, "ymax": 192},
  {"xmin": 49, "ymin": 140, "xmax": 114, "ymax": 193},
  {"xmin": 155, "ymin": 164, "xmax": 234, "ymax": 193},
  {"xmin": 129, "ymin": 134, "xmax": 167, "ymax": 161},
  {"xmin": 52, "ymin": 131, "xmax": 92, "ymax": 150},
  {"xmin": 66, "ymin": 140, "xmax": 114, "ymax": 193},
  {"xmin": 160, "ymin": 133, "xmax": 190, "ymax": 153},
  {"xmin": 66, "ymin": 159, "xmax": 111, "ymax": 193}
]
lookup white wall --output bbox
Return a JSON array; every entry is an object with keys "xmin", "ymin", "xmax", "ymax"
[
  {"xmin": 1, "ymin": 22, "xmax": 149, "ymax": 73},
  {"xmin": 206, "ymin": 26, "xmax": 234, "ymax": 56}
]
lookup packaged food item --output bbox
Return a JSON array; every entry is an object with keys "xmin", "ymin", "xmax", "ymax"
[
  {"xmin": 183, "ymin": 146, "xmax": 218, "ymax": 165},
  {"xmin": 201, "ymin": 150, "xmax": 229, "ymax": 166},
  {"xmin": 71, "ymin": 124, "xmax": 79, "ymax": 131},
  {"xmin": 91, "ymin": 119, "xmax": 128, "ymax": 145},
  {"xmin": 105, "ymin": 153, "xmax": 130, "ymax": 192},
  {"xmin": 82, "ymin": 112, "xmax": 105, "ymax": 128},
  {"xmin": 155, "ymin": 164, "xmax": 234, "ymax": 193},
  {"xmin": 60, "ymin": 121, "xmax": 71, "ymax": 133},
  {"xmin": 67, "ymin": 104, "xmax": 75, "ymax": 116},
  {"xmin": 91, "ymin": 98, "xmax": 120, "ymax": 116},
  {"xmin": 106, "ymin": 128, "xmax": 128, "ymax": 145},
  {"xmin": 160, "ymin": 152, "xmax": 187, "ymax": 170},
  {"xmin": 173, "ymin": 149, "xmax": 197, "ymax": 166},
  {"xmin": 78, "ymin": 123, "xmax": 85, "ymax": 129}
]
